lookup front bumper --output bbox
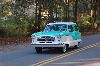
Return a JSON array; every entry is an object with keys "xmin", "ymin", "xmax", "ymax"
[{"xmin": 31, "ymin": 43, "xmax": 65, "ymax": 47}]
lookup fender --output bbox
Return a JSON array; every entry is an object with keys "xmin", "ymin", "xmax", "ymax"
[{"xmin": 60, "ymin": 36, "xmax": 74, "ymax": 47}]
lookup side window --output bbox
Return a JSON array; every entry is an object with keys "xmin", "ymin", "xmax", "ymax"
[
  {"xmin": 60, "ymin": 25, "xmax": 67, "ymax": 31},
  {"xmin": 74, "ymin": 25, "xmax": 79, "ymax": 31},
  {"xmin": 68, "ymin": 25, "xmax": 73, "ymax": 32}
]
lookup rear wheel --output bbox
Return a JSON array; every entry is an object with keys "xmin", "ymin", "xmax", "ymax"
[
  {"xmin": 74, "ymin": 42, "xmax": 80, "ymax": 48},
  {"xmin": 35, "ymin": 47, "xmax": 42, "ymax": 53}
]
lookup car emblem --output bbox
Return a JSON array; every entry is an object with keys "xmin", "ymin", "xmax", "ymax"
[{"xmin": 45, "ymin": 36, "xmax": 50, "ymax": 40}]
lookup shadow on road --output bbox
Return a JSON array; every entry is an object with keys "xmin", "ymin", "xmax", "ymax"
[{"xmin": 34, "ymin": 48, "xmax": 79, "ymax": 54}]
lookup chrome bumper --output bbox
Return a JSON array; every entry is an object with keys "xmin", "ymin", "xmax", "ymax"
[{"xmin": 31, "ymin": 43, "xmax": 65, "ymax": 47}]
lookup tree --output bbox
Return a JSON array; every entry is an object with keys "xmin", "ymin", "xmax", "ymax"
[{"xmin": 74, "ymin": 0, "xmax": 78, "ymax": 23}]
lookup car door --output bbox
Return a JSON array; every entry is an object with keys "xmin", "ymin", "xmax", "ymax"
[{"xmin": 68, "ymin": 25, "xmax": 75, "ymax": 40}]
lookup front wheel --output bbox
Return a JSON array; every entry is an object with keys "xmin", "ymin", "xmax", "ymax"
[
  {"xmin": 35, "ymin": 47, "xmax": 42, "ymax": 53},
  {"xmin": 60, "ymin": 45, "xmax": 67, "ymax": 53}
]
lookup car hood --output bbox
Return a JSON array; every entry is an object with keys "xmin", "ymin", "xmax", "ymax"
[{"xmin": 32, "ymin": 31, "xmax": 68, "ymax": 37}]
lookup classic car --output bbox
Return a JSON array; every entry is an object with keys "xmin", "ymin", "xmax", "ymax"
[{"xmin": 31, "ymin": 22, "xmax": 81, "ymax": 53}]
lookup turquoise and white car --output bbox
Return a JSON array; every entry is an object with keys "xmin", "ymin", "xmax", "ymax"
[{"xmin": 31, "ymin": 22, "xmax": 81, "ymax": 53}]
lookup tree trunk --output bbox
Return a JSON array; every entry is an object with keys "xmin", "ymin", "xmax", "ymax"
[
  {"xmin": 38, "ymin": 5, "xmax": 42, "ymax": 31},
  {"xmin": 36, "ymin": 0, "xmax": 42, "ymax": 31},
  {"xmin": 74, "ymin": 0, "xmax": 78, "ymax": 23},
  {"xmin": 93, "ymin": 0, "xmax": 97, "ymax": 23}
]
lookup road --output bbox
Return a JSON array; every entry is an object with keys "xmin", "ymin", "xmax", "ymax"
[{"xmin": 0, "ymin": 34, "xmax": 100, "ymax": 66}]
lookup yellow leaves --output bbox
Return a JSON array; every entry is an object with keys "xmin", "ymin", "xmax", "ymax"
[
  {"xmin": 3, "ymin": 5, "xmax": 12, "ymax": 16},
  {"xmin": 1, "ymin": 0, "xmax": 13, "ymax": 16},
  {"xmin": 1, "ymin": 0, "xmax": 10, "ymax": 4},
  {"xmin": 1, "ymin": 0, "xmax": 16, "ymax": 4},
  {"xmin": 94, "ymin": 22, "xmax": 97, "ymax": 28},
  {"xmin": 7, "ymin": 12, "xmax": 12, "ymax": 16},
  {"xmin": 82, "ymin": 21, "xmax": 90, "ymax": 26},
  {"xmin": 4, "ymin": 10, "xmax": 12, "ymax": 16}
]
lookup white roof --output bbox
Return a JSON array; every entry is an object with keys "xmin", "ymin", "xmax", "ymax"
[{"xmin": 47, "ymin": 22, "xmax": 76, "ymax": 25}]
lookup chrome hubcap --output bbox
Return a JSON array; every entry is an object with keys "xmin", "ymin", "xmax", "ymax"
[{"xmin": 63, "ymin": 45, "xmax": 66, "ymax": 52}]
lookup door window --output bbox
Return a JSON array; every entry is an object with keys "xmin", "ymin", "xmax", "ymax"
[{"xmin": 68, "ymin": 25, "xmax": 73, "ymax": 32}]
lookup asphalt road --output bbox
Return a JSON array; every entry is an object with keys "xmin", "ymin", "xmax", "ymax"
[{"xmin": 0, "ymin": 34, "xmax": 100, "ymax": 66}]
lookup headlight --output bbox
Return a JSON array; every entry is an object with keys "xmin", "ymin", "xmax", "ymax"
[
  {"xmin": 31, "ymin": 35, "xmax": 35, "ymax": 39},
  {"xmin": 57, "ymin": 34, "xmax": 61, "ymax": 39}
]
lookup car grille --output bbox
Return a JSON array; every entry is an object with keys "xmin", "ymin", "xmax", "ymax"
[{"xmin": 37, "ymin": 36, "xmax": 55, "ymax": 41}]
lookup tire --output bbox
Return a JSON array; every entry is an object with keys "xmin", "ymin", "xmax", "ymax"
[
  {"xmin": 74, "ymin": 42, "xmax": 80, "ymax": 48},
  {"xmin": 60, "ymin": 45, "xmax": 67, "ymax": 53},
  {"xmin": 35, "ymin": 47, "xmax": 42, "ymax": 53}
]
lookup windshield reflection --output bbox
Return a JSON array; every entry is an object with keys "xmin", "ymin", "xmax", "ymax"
[{"xmin": 44, "ymin": 24, "xmax": 67, "ymax": 32}]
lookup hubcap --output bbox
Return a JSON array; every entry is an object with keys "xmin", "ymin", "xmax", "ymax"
[{"xmin": 63, "ymin": 45, "xmax": 66, "ymax": 52}]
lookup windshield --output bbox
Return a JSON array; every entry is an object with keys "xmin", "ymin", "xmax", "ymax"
[{"xmin": 44, "ymin": 24, "xmax": 67, "ymax": 32}]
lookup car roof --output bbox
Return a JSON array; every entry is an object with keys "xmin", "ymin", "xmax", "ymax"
[{"xmin": 47, "ymin": 22, "xmax": 76, "ymax": 25}]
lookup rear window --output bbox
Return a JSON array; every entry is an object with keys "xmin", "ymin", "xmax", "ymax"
[{"xmin": 74, "ymin": 25, "xmax": 79, "ymax": 31}]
